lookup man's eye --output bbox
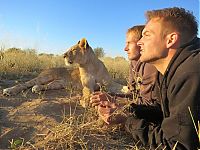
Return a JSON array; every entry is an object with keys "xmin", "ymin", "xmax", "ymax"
[
  {"xmin": 127, "ymin": 41, "xmax": 134, "ymax": 45},
  {"xmin": 144, "ymin": 33, "xmax": 151, "ymax": 37},
  {"xmin": 142, "ymin": 34, "xmax": 147, "ymax": 39}
]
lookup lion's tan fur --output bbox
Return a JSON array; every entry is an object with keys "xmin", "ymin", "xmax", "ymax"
[
  {"xmin": 64, "ymin": 38, "xmax": 128, "ymax": 107},
  {"xmin": 3, "ymin": 67, "xmax": 82, "ymax": 96},
  {"xmin": 3, "ymin": 38, "xmax": 128, "ymax": 108}
]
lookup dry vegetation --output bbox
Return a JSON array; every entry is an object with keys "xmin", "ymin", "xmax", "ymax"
[
  {"xmin": 0, "ymin": 48, "xmax": 199, "ymax": 149},
  {"xmin": 0, "ymin": 48, "xmax": 129, "ymax": 81},
  {"xmin": 0, "ymin": 48, "xmax": 65, "ymax": 79},
  {"xmin": 0, "ymin": 48, "xmax": 137, "ymax": 150}
]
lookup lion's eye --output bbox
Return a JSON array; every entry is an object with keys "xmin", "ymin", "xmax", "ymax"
[{"xmin": 72, "ymin": 49, "xmax": 76, "ymax": 55}]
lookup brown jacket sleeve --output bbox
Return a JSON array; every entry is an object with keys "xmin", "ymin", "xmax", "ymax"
[{"xmin": 129, "ymin": 60, "xmax": 159, "ymax": 105}]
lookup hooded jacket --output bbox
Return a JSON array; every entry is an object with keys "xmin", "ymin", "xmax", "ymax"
[
  {"xmin": 125, "ymin": 37, "xmax": 200, "ymax": 150},
  {"xmin": 109, "ymin": 59, "xmax": 163, "ymax": 124}
]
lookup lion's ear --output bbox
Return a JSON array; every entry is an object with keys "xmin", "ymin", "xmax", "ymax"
[{"xmin": 79, "ymin": 38, "xmax": 89, "ymax": 49}]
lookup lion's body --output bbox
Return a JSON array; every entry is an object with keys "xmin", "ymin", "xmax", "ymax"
[
  {"xmin": 3, "ymin": 67, "xmax": 82, "ymax": 96},
  {"xmin": 3, "ymin": 38, "xmax": 128, "ymax": 108},
  {"xmin": 64, "ymin": 38, "xmax": 128, "ymax": 107}
]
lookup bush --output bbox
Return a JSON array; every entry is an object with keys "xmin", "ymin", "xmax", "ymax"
[
  {"xmin": 101, "ymin": 56, "xmax": 129, "ymax": 84},
  {"xmin": 0, "ymin": 48, "xmax": 65, "ymax": 78}
]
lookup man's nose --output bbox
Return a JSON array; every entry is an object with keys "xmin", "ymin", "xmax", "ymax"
[
  {"xmin": 124, "ymin": 44, "xmax": 128, "ymax": 51},
  {"xmin": 137, "ymin": 39, "xmax": 142, "ymax": 47}
]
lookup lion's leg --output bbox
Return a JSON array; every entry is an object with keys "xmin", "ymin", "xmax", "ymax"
[
  {"xmin": 80, "ymin": 87, "xmax": 93, "ymax": 108},
  {"xmin": 3, "ymin": 84, "xmax": 29, "ymax": 96},
  {"xmin": 25, "ymin": 76, "xmax": 54, "ymax": 87},
  {"xmin": 32, "ymin": 80, "xmax": 66, "ymax": 93},
  {"xmin": 3, "ymin": 76, "xmax": 54, "ymax": 96}
]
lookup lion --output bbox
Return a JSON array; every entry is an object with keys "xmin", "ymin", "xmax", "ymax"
[
  {"xmin": 64, "ymin": 38, "xmax": 128, "ymax": 107},
  {"xmin": 3, "ymin": 67, "xmax": 82, "ymax": 96}
]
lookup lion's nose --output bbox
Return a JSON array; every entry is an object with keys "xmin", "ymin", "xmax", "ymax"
[{"xmin": 68, "ymin": 60, "xmax": 73, "ymax": 64}]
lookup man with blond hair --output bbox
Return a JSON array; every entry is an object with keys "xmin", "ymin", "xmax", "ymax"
[
  {"xmin": 126, "ymin": 25, "xmax": 159, "ymax": 105},
  {"xmin": 90, "ymin": 25, "xmax": 162, "ymax": 125}
]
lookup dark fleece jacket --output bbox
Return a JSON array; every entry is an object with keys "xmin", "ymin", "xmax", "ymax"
[
  {"xmin": 111, "ymin": 60, "xmax": 163, "ymax": 124},
  {"xmin": 125, "ymin": 37, "xmax": 200, "ymax": 150}
]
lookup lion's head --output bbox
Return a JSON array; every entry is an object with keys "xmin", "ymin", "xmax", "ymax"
[{"xmin": 63, "ymin": 38, "xmax": 94, "ymax": 66}]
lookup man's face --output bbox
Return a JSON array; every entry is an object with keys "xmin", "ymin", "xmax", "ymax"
[
  {"xmin": 124, "ymin": 33, "xmax": 141, "ymax": 60},
  {"xmin": 137, "ymin": 18, "xmax": 168, "ymax": 63}
]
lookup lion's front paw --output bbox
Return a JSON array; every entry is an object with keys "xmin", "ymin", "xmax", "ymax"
[
  {"xmin": 122, "ymin": 86, "xmax": 129, "ymax": 93},
  {"xmin": 32, "ymin": 85, "xmax": 43, "ymax": 93},
  {"xmin": 3, "ymin": 88, "xmax": 16, "ymax": 96}
]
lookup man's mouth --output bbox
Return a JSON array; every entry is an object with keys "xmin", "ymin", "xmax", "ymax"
[{"xmin": 140, "ymin": 49, "xmax": 144, "ymax": 53}]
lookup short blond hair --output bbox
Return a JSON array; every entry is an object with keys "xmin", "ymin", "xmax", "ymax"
[
  {"xmin": 127, "ymin": 25, "xmax": 145, "ymax": 41},
  {"xmin": 145, "ymin": 7, "xmax": 198, "ymax": 42}
]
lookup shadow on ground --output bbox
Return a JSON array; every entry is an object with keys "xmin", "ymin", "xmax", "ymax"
[{"xmin": 0, "ymin": 79, "xmax": 84, "ymax": 149}]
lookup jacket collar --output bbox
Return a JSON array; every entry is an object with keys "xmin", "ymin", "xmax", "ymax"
[{"xmin": 161, "ymin": 37, "xmax": 200, "ymax": 87}]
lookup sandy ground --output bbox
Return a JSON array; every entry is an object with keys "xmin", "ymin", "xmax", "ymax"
[
  {"xmin": 0, "ymin": 78, "xmax": 86, "ymax": 149},
  {"xmin": 0, "ymin": 77, "xmax": 135, "ymax": 149}
]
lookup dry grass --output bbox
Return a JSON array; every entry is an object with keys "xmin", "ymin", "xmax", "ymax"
[
  {"xmin": 188, "ymin": 107, "xmax": 200, "ymax": 145},
  {"xmin": 0, "ymin": 48, "xmax": 65, "ymax": 79},
  {"xmin": 101, "ymin": 57, "xmax": 129, "ymax": 85},
  {"xmin": 11, "ymin": 103, "xmax": 138, "ymax": 150},
  {"xmin": 0, "ymin": 48, "xmax": 129, "ymax": 82},
  {"xmin": 1, "ymin": 48, "xmax": 199, "ymax": 149},
  {"xmin": 1, "ymin": 48, "xmax": 133, "ymax": 149}
]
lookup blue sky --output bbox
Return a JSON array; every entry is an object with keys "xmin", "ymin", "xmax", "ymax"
[{"xmin": 0, "ymin": 0, "xmax": 199, "ymax": 58}]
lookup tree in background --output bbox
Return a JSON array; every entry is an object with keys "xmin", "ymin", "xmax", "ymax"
[
  {"xmin": 114, "ymin": 56, "xmax": 126, "ymax": 61},
  {"xmin": 93, "ymin": 47, "xmax": 105, "ymax": 58},
  {"xmin": 5, "ymin": 47, "xmax": 25, "ymax": 53}
]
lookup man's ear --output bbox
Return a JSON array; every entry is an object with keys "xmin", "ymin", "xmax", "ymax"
[
  {"xmin": 79, "ymin": 38, "xmax": 89, "ymax": 49},
  {"xmin": 166, "ymin": 32, "xmax": 179, "ymax": 48}
]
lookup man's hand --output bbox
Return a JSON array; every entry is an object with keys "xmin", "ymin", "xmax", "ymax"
[
  {"xmin": 90, "ymin": 92, "xmax": 113, "ymax": 108},
  {"xmin": 97, "ymin": 101, "xmax": 127, "ymax": 125}
]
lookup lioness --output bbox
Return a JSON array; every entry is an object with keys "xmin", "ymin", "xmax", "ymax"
[
  {"xmin": 3, "ymin": 67, "xmax": 82, "ymax": 96},
  {"xmin": 64, "ymin": 38, "xmax": 128, "ymax": 107}
]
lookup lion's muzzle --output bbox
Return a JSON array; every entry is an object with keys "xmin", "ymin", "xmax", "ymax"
[{"xmin": 63, "ymin": 52, "xmax": 73, "ymax": 65}]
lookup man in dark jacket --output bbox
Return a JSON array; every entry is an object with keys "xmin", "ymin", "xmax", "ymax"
[
  {"xmin": 135, "ymin": 7, "xmax": 200, "ymax": 149},
  {"xmin": 97, "ymin": 7, "xmax": 200, "ymax": 149}
]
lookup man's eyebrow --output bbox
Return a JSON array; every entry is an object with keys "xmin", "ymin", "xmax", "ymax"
[{"xmin": 143, "ymin": 29, "xmax": 153, "ymax": 36}]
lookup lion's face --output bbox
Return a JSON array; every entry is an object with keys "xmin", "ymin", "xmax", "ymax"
[{"xmin": 63, "ymin": 38, "xmax": 90, "ymax": 66}]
